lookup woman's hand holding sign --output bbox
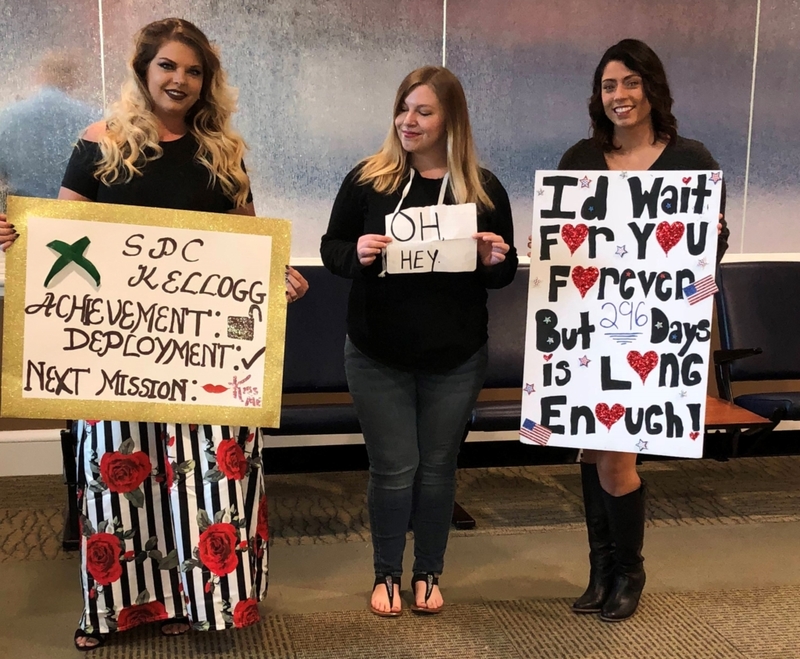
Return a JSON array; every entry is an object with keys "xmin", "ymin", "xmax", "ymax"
[
  {"xmin": 285, "ymin": 265, "xmax": 308, "ymax": 303},
  {"xmin": 357, "ymin": 234, "xmax": 392, "ymax": 266},
  {"xmin": 0, "ymin": 214, "xmax": 19, "ymax": 252},
  {"xmin": 474, "ymin": 231, "xmax": 509, "ymax": 267}
]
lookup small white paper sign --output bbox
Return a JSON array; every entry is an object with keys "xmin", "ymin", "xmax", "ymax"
[{"xmin": 384, "ymin": 203, "xmax": 477, "ymax": 274}]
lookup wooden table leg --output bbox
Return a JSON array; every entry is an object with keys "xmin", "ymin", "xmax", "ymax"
[{"xmin": 452, "ymin": 501, "xmax": 476, "ymax": 530}]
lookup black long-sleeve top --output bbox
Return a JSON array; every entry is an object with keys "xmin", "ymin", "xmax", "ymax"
[
  {"xmin": 320, "ymin": 166, "xmax": 518, "ymax": 372},
  {"xmin": 558, "ymin": 136, "xmax": 729, "ymax": 261}
]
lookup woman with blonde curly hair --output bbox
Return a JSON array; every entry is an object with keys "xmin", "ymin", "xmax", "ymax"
[{"xmin": 1, "ymin": 17, "xmax": 307, "ymax": 650}]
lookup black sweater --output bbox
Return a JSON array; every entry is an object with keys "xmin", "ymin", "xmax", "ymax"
[
  {"xmin": 320, "ymin": 166, "xmax": 518, "ymax": 372},
  {"xmin": 558, "ymin": 136, "xmax": 729, "ymax": 260}
]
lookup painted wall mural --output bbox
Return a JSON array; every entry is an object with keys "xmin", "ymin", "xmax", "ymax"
[{"xmin": 0, "ymin": 0, "xmax": 795, "ymax": 255}]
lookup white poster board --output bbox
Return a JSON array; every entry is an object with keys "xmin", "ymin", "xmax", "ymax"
[
  {"xmin": 384, "ymin": 203, "xmax": 477, "ymax": 273},
  {"xmin": 521, "ymin": 170, "xmax": 723, "ymax": 458},
  {"xmin": 2, "ymin": 196, "xmax": 291, "ymax": 427}
]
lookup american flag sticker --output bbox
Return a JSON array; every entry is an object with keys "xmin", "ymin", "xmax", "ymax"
[
  {"xmin": 520, "ymin": 418, "xmax": 552, "ymax": 446},
  {"xmin": 682, "ymin": 274, "xmax": 718, "ymax": 305}
]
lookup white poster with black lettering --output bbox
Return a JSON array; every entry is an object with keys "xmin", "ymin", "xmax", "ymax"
[
  {"xmin": 521, "ymin": 170, "xmax": 723, "ymax": 458},
  {"xmin": 1, "ymin": 196, "xmax": 291, "ymax": 427},
  {"xmin": 384, "ymin": 170, "xmax": 477, "ymax": 274}
]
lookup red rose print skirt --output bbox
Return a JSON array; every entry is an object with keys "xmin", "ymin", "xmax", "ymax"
[{"xmin": 76, "ymin": 421, "xmax": 269, "ymax": 634}]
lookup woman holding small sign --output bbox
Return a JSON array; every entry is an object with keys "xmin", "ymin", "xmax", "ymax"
[
  {"xmin": 321, "ymin": 66, "xmax": 517, "ymax": 616},
  {"xmin": 558, "ymin": 39, "xmax": 729, "ymax": 622},
  {"xmin": 1, "ymin": 18, "xmax": 307, "ymax": 649}
]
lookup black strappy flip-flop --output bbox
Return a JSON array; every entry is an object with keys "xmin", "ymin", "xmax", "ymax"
[
  {"xmin": 74, "ymin": 628, "xmax": 106, "ymax": 652},
  {"xmin": 410, "ymin": 573, "xmax": 443, "ymax": 615},
  {"xmin": 369, "ymin": 574, "xmax": 402, "ymax": 617},
  {"xmin": 160, "ymin": 616, "xmax": 191, "ymax": 636}
]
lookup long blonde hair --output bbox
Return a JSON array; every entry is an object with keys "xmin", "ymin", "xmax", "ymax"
[
  {"xmin": 95, "ymin": 18, "xmax": 250, "ymax": 207},
  {"xmin": 357, "ymin": 66, "xmax": 493, "ymax": 210}
]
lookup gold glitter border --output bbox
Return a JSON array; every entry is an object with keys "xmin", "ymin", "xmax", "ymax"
[{"xmin": 1, "ymin": 196, "xmax": 290, "ymax": 427}]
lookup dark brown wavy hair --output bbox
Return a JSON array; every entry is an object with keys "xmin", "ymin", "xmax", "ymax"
[{"xmin": 588, "ymin": 39, "xmax": 678, "ymax": 152}]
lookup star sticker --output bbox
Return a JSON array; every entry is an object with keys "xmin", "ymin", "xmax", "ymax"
[
  {"xmin": 547, "ymin": 337, "xmax": 555, "ymax": 344},
  {"xmin": 697, "ymin": 258, "xmax": 708, "ymax": 268},
  {"xmin": 655, "ymin": 321, "xmax": 663, "ymax": 329},
  {"xmin": 524, "ymin": 383, "xmax": 535, "ymax": 395},
  {"xmin": 710, "ymin": 172, "xmax": 722, "ymax": 184},
  {"xmin": 532, "ymin": 277, "xmax": 542, "ymax": 287},
  {"xmin": 679, "ymin": 390, "xmax": 688, "ymax": 398},
  {"xmin": 578, "ymin": 355, "xmax": 591, "ymax": 367},
  {"xmin": 543, "ymin": 316, "xmax": 552, "ymax": 324},
  {"xmin": 536, "ymin": 188, "xmax": 545, "ymax": 196},
  {"xmin": 44, "ymin": 236, "xmax": 101, "ymax": 287},
  {"xmin": 665, "ymin": 202, "xmax": 672, "ymax": 209},
  {"xmin": 619, "ymin": 171, "xmax": 628, "ymax": 179},
  {"xmin": 580, "ymin": 176, "xmax": 591, "ymax": 188},
  {"xmin": 636, "ymin": 439, "xmax": 649, "ymax": 452},
  {"xmin": 615, "ymin": 245, "xmax": 628, "ymax": 257}
]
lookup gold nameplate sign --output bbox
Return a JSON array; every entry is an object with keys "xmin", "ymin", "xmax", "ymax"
[{"xmin": 1, "ymin": 196, "xmax": 291, "ymax": 427}]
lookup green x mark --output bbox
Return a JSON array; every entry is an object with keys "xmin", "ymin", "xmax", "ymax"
[{"xmin": 44, "ymin": 236, "xmax": 101, "ymax": 287}]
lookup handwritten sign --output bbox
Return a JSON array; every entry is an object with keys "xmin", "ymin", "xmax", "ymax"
[
  {"xmin": 384, "ymin": 203, "xmax": 477, "ymax": 273},
  {"xmin": 1, "ymin": 196, "xmax": 291, "ymax": 427},
  {"xmin": 521, "ymin": 171, "xmax": 723, "ymax": 458}
]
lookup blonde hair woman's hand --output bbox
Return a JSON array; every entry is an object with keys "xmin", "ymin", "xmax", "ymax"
[
  {"xmin": 0, "ymin": 214, "xmax": 19, "ymax": 252},
  {"xmin": 285, "ymin": 265, "xmax": 309, "ymax": 303},
  {"xmin": 474, "ymin": 232, "xmax": 509, "ymax": 267},
  {"xmin": 356, "ymin": 234, "xmax": 392, "ymax": 266}
]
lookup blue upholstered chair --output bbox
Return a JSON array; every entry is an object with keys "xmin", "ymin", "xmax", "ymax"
[{"xmin": 715, "ymin": 261, "xmax": 800, "ymax": 429}]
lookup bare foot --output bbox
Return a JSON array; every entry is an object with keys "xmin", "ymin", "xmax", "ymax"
[
  {"xmin": 74, "ymin": 629, "xmax": 104, "ymax": 651},
  {"xmin": 75, "ymin": 635, "xmax": 101, "ymax": 649},
  {"xmin": 161, "ymin": 620, "xmax": 190, "ymax": 635},
  {"xmin": 371, "ymin": 581, "xmax": 402, "ymax": 614},
  {"xmin": 414, "ymin": 580, "xmax": 444, "ymax": 610}
]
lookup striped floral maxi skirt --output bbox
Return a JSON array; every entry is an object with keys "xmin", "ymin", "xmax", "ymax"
[{"xmin": 76, "ymin": 421, "xmax": 269, "ymax": 634}]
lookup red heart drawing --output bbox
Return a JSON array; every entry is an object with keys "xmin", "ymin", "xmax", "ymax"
[
  {"xmin": 595, "ymin": 403, "xmax": 625, "ymax": 430},
  {"xmin": 655, "ymin": 221, "xmax": 685, "ymax": 255},
  {"xmin": 682, "ymin": 176, "xmax": 692, "ymax": 184},
  {"xmin": 571, "ymin": 265, "xmax": 599, "ymax": 298},
  {"xmin": 543, "ymin": 354, "xmax": 553, "ymax": 362},
  {"xmin": 561, "ymin": 223, "xmax": 588, "ymax": 255},
  {"xmin": 690, "ymin": 431, "xmax": 700, "ymax": 440},
  {"xmin": 626, "ymin": 351, "xmax": 659, "ymax": 383}
]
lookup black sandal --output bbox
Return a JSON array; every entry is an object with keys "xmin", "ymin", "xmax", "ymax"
[
  {"xmin": 160, "ymin": 616, "xmax": 191, "ymax": 636},
  {"xmin": 410, "ymin": 573, "xmax": 443, "ymax": 615},
  {"xmin": 369, "ymin": 574, "xmax": 402, "ymax": 617},
  {"xmin": 74, "ymin": 628, "xmax": 106, "ymax": 652}
]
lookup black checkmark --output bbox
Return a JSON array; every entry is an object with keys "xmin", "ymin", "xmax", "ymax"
[{"xmin": 241, "ymin": 346, "xmax": 266, "ymax": 370}]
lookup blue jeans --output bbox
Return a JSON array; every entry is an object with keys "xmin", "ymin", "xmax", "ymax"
[{"xmin": 344, "ymin": 337, "xmax": 488, "ymax": 578}]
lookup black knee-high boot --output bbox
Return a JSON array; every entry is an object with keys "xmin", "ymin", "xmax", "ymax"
[
  {"xmin": 572, "ymin": 463, "xmax": 616, "ymax": 613},
  {"xmin": 600, "ymin": 480, "xmax": 646, "ymax": 622}
]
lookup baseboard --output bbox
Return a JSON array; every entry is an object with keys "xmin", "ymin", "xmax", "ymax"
[
  {"xmin": 1, "ymin": 424, "xmax": 796, "ymax": 478},
  {"xmin": 0, "ymin": 429, "xmax": 63, "ymax": 476}
]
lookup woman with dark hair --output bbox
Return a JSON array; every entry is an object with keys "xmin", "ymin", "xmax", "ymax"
[
  {"xmin": 1, "ymin": 18, "xmax": 307, "ymax": 649},
  {"xmin": 321, "ymin": 66, "xmax": 517, "ymax": 617},
  {"xmin": 560, "ymin": 39, "xmax": 728, "ymax": 622}
]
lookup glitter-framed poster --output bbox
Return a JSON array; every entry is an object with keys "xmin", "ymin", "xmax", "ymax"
[{"xmin": 1, "ymin": 196, "xmax": 291, "ymax": 427}]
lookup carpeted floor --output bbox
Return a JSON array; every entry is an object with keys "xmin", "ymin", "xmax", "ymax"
[
  {"xmin": 2, "ymin": 457, "xmax": 800, "ymax": 658},
  {"xmin": 51, "ymin": 586, "xmax": 800, "ymax": 659},
  {"xmin": 2, "ymin": 456, "xmax": 800, "ymax": 560}
]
